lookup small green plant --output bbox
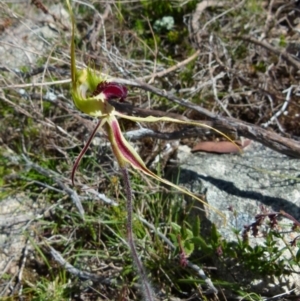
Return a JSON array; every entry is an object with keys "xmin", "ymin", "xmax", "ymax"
[{"xmin": 24, "ymin": 274, "xmax": 70, "ymax": 301}]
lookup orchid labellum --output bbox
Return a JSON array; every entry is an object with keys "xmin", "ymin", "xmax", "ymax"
[{"xmin": 66, "ymin": 0, "xmax": 237, "ymax": 224}]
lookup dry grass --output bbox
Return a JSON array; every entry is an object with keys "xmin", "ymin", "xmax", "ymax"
[{"xmin": 1, "ymin": 0, "xmax": 300, "ymax": 300}]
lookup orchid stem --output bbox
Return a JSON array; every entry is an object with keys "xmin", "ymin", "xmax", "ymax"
[{"xmin": 120, "ymin": 167, "xmax": 154, "ymax": 301}]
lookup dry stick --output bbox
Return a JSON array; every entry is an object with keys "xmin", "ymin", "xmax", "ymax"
[
  {"xmin": 35, "ymin": 91, "xmax": 231, "ymax": 142},
  {"xmin": 0, "ymin": 257, "xmax": 15, "ymax": 282},
  {"xmin": 139, "ymin": 49, "xmax": 200, "ymax": 81},
  {"xmin": 5, "ymin": 67, "xmax": 300, "ymax": 157},
  {"xmin": 113, "ymin": 78, "xmax": 300, "ymax": 158},
  {"xmin": 1, "ymin": 78, "xmax": 71, "ymax": 89},
  {"xmin": 6, "ymin": 74, "xmax": 300, "ymax": 157},
  {"xmin": 22, "ymin": 155, "xmax": 106, "ymax": 214},
  {"xmin": 21, "ymin": 154, "xmax": 117, "ymax": 206},
  {"xmin": 22, "ymin": 154, "xmax": 85, "ymax": 218},
  {"xmin": 235, "ymin": 35, "xmax": 300, "ymax": 70},
  {"xmin": 0, "ymin": 270, "xmax": 18, "ymax": 297},
  {"xmin": 16, "ymin": 238, "xmax": 30, "ymax": 299},
  {"xmin": 120, "ymin": 168, "xmax": 154, "ymax": 301},
  {"xmin": 262, "ymin": 86, "xmax": 293, "ymax": 129},
  {"xmin": 146, "ymin": 16, "xmax": 158, "ymax": 85},
  {"xmin": 261, "ymin": 0, "xmax": 275, "ymax": 40},
  {"xmin": 90, "ymin": 7, "xmax": 109, "ymax": 51},
  {"xmin": 208, "ymin": 34, "xmax": 231, "ymax": 117},
  {"xmin": 49, "ymin": 246, "xmax": 111, "ymax": 283}
]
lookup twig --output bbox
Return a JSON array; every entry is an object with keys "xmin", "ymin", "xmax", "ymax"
[
  {"xmin": 262, "ymin": 86, "xmax": 293, "ymax": 129},
  {"xmin": 208, "ymin": 34, "xmax": 231, "ymax": 116},
  {"xmin": 20, "ymin": 154, "xmax": 117, "ymax": 207},
  {"xmin": 17, "ymin": 238, "xmax": 30, "ymax": 299},
  {"xmin": 21, "ymin": 65, "xmax": 70, "ymax": 79},
  {"xmin": 4, "ymin": 72, "xmax": 300, "ymax": 157},
  {"xmin": 49, "ymin": 246, "xmax": 111, "ymax": 283},
  {"xmin": 112, "ymin": 78, "xmax": 300, "ymax": 158},
  {"xmin": 22, "ymin": 154, "xmax": 85, "ymax": 219},
  {"xmin": 140, "ymin": 49, "xmax": 201, "ymax": 81},
  {"xmin": 1, "ymin": 78, "xmax": 71, "ymax": 89},
  {"xmin": 183, "ymin": 71, "xmax": 226, "ymax": 95},
  {"xmin": 0, "ymin": 257, "xmax": 15, "ymax": 280},
  {"xmin": 235, "ymin": 35, "xmax": 300, "ymax": 70},
  {"xmin": 261, "ymin": 0, "xmax": 275, "ymax": 40},
  {"xmin": 264, "ymin": 288, "xmax": 296, "ymax": 301},
  {"xmin": 78, "ymin": 0, "xmax": 111, "ymax": 51},
  {"xmin": 188, "ymin": 0, "xmax": 226, "ymax": 47},
  {"xmin": 146, "ymin": 17, "xmax": 158, "ymax": 85}
]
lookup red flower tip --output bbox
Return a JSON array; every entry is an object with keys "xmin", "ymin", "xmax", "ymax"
[{"xmin": 93, "ymin": 82, "xmax": 127, "ymax": 102}]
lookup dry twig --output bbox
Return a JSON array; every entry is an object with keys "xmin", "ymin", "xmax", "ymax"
[{"xmin": 113, "ymin": 78, "xmax": 300, "ymax": 158}]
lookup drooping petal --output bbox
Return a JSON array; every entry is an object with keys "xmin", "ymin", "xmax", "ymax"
[
  {"xmin": 71, "ymin": 119, "xmax": 104, "ymax": 185},
  {"xmin": 105, "ymin": 114, "xmax": 227, "ymax": 223},
  {"xmin": 105, "ymin": 115, "xmax": 147, "ymax": 169}
]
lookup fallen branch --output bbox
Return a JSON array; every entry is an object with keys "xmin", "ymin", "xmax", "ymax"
[
  {"xmin": 113, "ymin": 78, "xmax": 300, "ymax": 158},
  {"xmin": 235, "ymin": 35, "xmax": 300, "ymax": 70},
  {"xmin": 22, "ymin": 154, "xmax": 85, "ymax": 218},
  {"xmin": 21, "ymin": 154, "xmax": 118, "ymax": 214},
  {"xmin": 49, "ymin": 246, "xmax": 112, "ymax": 283},
  {"xmin": 5, "ymin": 68, "xmax": 300, "ymax": 157}
]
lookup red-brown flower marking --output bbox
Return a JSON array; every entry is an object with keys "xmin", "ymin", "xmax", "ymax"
[
  {"xmin": 108, "ymin": 117, "xmax": 152, "ymax": 172},
  {"xmin": 92, "ymin": 82, "xmax": 128, "ymax": 101}
]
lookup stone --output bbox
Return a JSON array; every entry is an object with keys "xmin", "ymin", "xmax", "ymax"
[
  {"xmin": 0, "ymin": 194, "xmax": 34, "ymax": 292},
  {"xmin": 169, "ymin": 140, "xmax": 300, "ymax": 295},
  {"xmin": 0, "ymin": 3, "xmax": 69, "ymax": 69}
]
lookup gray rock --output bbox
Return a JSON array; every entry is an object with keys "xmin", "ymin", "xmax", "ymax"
[
  {"xmin": 0, "ymin": 4, "xmax": 69, "ymax": 69},
  {"xmin": 0, "ymin": 194, "xmax": 34, "ymax": 285},
  {"xmin": 170, "ymin": 141, "xmax": 300, "ymax": 295}
]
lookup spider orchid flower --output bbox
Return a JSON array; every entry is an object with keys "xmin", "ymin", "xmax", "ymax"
[{"xmin": 66, "ymin": 1, "xmax": 238, "ymax": 223}]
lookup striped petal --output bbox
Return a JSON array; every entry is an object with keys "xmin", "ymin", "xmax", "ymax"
[{"xmin": 105, "ymin": 114, "xmax": 227, "ymax": 223}]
